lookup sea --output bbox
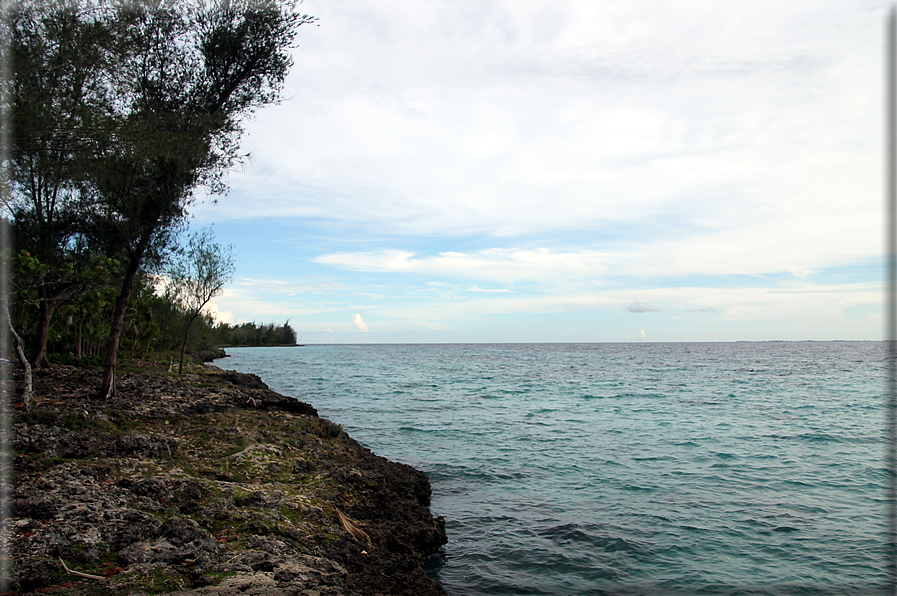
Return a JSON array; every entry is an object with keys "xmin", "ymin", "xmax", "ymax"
[{"xmin": 216, "ymin": 341, "xmax": 890, "ymax": 596}]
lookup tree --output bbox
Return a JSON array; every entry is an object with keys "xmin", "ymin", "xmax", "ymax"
[
  {"xmin": 85, "ymin": 1, "xmax": 315, "ymax": 397},
  {"xmin": 167, "ymin": 228, "xmax": 234, "ymax": 374},
  {"xmin": 1, "ymin": 250, "xmax": 32, "ymax": 411},
  {"xmin": 5, "ymin": 1, "xmax": 314, "ymax": 391},
  {"xmin": 6, "ymin": 1, "xmax": 119, "ymax": 368},
  {"xmin": 278, "ymin": 319, "xmax": 297, "ymax": 345},
  {"xmin": 213, "ymin": 319, "xmax": 296, "ymax": 346},
  {"xmin": 10, "ymin": 249, "xmax": 117, "ymax": 367}
]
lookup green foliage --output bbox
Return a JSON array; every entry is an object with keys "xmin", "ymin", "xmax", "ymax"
[
  {"xmin": 214, "ymin": 320, "xmax": 297, "ymax": 347},
  {"xmin": 5, "ymin": 0, "xmax": 315, "ymax": 392},
  {"xmin": 6, "ymin": 248, "xmax": 121, "ymax": 365},
  {"xmin": 9, "ymin": 252, "xmax": 297, "ymax": 365}
]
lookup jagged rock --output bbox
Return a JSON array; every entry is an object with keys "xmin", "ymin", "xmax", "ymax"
[
  {"xmin": 119, "ymin": 517, "xmax": 218, "ymax": 566},
  {"xmin": 233, "ymin": 490, "xmax": 281, "ymax": 508},
  {"xmin": 13, "ymin": 493, "xmax": 61, "ymax": 521},
  {"xmin": 245, "ymin": 389, "xmax": 319, "ymax": 416},
  {"xmin": 193, "ymin": 348, "xmax": 227, "ymax": 362},
  {"xmin": 218, "ymin": 370, "xmax": 269, "ymax": 389},
  {"xmin": 107, "ymin": 433, "xmax": 179, "ymax": 458},
  {"xmin": 168, "ymin": 553, "xmax": 349, "ymax": 596},
  {"xmin": 8, "ymin": 362, "xmax": 447, "ymax": 596},
  {"xmin": 161, "ymin": 517, "xmax": 218, "ymax": 550},
  {"xmin": 104, "ymin": 510, "xmax": 161, "ymax": 552},
  {"xmin": 292, "ymin": 459, "xmax": 315, "ymax": 474},
  {"xmin": 14, "ymin": 423, "xmax": 91, "ymax": 458}
]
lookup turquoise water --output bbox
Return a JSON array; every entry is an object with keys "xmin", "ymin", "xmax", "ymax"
[{"xmin": 218, "ymin": 342, "xmax": 889, "ymax": 595}]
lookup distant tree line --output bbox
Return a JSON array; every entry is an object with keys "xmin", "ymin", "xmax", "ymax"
[
  {"xmin": 2, "ymin": 0, "xmax": 314, "ymax": 402},
  {"xmin": 215, "ymin": 321, "xmax": 297, "ymax": 347}
]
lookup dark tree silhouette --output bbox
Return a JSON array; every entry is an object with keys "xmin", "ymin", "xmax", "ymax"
[{"xmin": 83, "ymin": 1, "xmax": 315, "ymax": 397}]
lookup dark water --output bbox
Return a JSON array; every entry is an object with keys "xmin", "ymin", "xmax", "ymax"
[{"xmin": 219, "ymin": 342, "xmax": 889, "ymax": 595}]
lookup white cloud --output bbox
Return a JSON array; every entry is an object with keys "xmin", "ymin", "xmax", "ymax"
[
  {"xmin": 360, "ymin": 280, "xmax": 880, "ymax": 326},
  {"xmin": 203, "ymin": 300, "xmax": 234, "ymax": 325},
  {"xmin": 185, "ymin": 0, "xmax": 885, "ymax": 341},
  {"xmin": 627, "ymin": 301, "xmax": 660, "ymax": 313},
  {"xmin": 311, "ymin": 229, "xmax": 878, "ymax": 288},
  {"xmin": 314, "ymin": 248, "xmax": 615, "ymax": 283},
  {"xmin": 352, "ymin": 313, "xmax": 369, "ymax": 332},
  {"xmin": 208, "ymin": 264, "xmax": 880, "ymax": 341},
  {"xmin": 625, "ymin": 329, "xmax": 648, "ymax": 341},
  {"xmin": 193, "ymin": 0, "xmax": 879, "ymax": 255}
]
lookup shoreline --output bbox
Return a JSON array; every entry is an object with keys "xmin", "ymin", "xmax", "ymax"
[{"xmin": 7, "ymin": 361, "xmax": 447, "ymax": 595}]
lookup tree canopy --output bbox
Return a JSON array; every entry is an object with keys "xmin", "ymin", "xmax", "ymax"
[{"xmin": 4, "ymin": 0, "xmax": 315, "ymax": 396}]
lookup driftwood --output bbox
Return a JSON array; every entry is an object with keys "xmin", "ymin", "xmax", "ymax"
[{"xmin": 59, "ymin": 558, "xmax": 104, "ymax": 581}]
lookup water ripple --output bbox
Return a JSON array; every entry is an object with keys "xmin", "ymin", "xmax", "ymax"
[{"xmin": 220, "ymin": 341, "xmax": 886, "ymax": 596}]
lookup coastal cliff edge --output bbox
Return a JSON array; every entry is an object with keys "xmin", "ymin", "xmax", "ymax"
[{"xmin": 6, "ymin": 361, "xmax": 448, "ymax": 595}]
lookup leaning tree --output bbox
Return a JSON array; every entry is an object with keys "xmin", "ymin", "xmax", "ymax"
[{"xmin": 82, "ymin": 0, "xmax": 315, "ymax": 397}]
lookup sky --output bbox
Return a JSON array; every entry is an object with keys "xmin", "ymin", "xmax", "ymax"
[{"xmin": 189, "ymin": 0, "xmax": 886, "ymax": 344}]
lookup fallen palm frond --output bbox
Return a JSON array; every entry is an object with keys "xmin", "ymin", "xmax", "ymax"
[{"xmin": 337, "ymin": 508, "xmax": 372, "ymax": 548}]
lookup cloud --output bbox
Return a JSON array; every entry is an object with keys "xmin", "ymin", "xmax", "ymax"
[
  {"xmin": 235, "ymin": 277, "xmax": 351, "ymax": 293},
  {"xmin": 352, "ymin": 314, "xmax": 369, "ymax": 332},
  {"xmin": 203, "ymin": 300, "xmax": 234, "ymax": 325},
  {"xmin": 191, "ymin": 0, "xmax": 878, "ymax": 256},
  {"xmin": 207, "ymin": 268, "xmax": 880, "ymax": 341},
  {"xmin": 624, "ymin": 329, "xmax": 648, "ymax": 341},
  {"xmin": 182, "ymin": 1, "xmax": 882, "ymax": 342},
  {"xmin": 311, "ymin": 222, "xmax": 879, "ymax": 290},
  {"xmin": 625, "ymin": 329, "xmax": 648, "ymax": 341},
  {"xmin": 314, "ymin": 248, "xmax": 612, "ymax": 283},
  {"xmin": 627, "ymin": 301, "xmax": 660, "ymax": 313}
]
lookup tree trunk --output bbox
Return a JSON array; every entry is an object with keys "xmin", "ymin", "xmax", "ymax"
[
  {"xmin": 4, "ymin": 301, "xmax": 32, "ymax": 411},
  {"xmin": 31, "ymin": 299, "xmax": 56, "ymax": 370},
  {"xmin": 75, "ymin": 319, "xmax": 82, "ymax": 359},
  {"xmin": 31, "ymin": 284, "xmax": 78, "ymax": 370},
  {"xmin": 100, "ymin": 254, "xmax": 142, "ymax": 398},
  {"xmin": 178, "ymin": 312, "xmax": 200, "ymax": 375}
]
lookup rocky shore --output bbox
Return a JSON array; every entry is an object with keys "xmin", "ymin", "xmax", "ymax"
[{"xmin": 6, "ymin": 361, "xmax": 448, "ymax": 595}]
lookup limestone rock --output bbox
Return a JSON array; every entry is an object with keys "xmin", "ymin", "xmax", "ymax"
[{"xmin": 8, "ymin": 362, "xmax": 447, "ymax": 595}]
